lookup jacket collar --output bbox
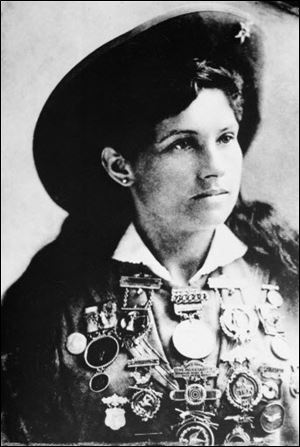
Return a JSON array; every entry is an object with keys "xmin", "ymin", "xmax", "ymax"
[{"xmin": 112, "ymin": 223, "xmax": 247, "ymax": 286}]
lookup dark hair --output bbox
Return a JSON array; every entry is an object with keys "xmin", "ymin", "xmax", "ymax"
[{"xmin": 104, "ymin": 60, "xmax": 244, "ymax": 161}]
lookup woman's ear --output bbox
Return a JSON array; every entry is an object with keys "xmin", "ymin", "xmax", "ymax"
[{"xmin": 101, "ymin": 147, "xmax": 135, "ymax": 187}]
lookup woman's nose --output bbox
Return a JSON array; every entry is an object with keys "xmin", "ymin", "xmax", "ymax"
[{"xmin": 197, "ymin": 143, "xmax": 225, "ymax": 179}]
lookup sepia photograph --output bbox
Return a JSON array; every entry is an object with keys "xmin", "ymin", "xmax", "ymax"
[{"xmin": 2, "ymin": 1, "xmax": 299, "ymax": 445}]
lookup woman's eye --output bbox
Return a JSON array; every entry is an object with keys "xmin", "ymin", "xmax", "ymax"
[
  {"xmin": 218, "ymin": 133, "xmax": 235, "ymax": 144},
  {"xmin": 168, "ymin": 138, "xmax": 195, "ymax": 151}
]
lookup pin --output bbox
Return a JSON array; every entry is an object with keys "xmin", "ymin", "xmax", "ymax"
[
  {"xmin": 224, "ymin": 425, "xmax": 251, "ymax": 445},
  {"xmin": 84, "ymin": 334, "xmax": 119, "ymax": 369},
  {"xmin": 289, "ymin": 365, "xmax": 299, "ymax": 398},
  {"xmin": 226, "ymin": 367, "xmax": 262, "ymax": 411},
  {"xmin": 220, "ymin": 305, "xmax": 259, "ymax": 343},
  {"xmin": 99, "ymin": 301, "xmax": 118, "ymax": 330},
  {"xmin": 260, "ymin": 403, "xmax": 285, "ymax": 433},
  {"xmin": 172, "ymin": 360, "xmax": 219, "ymax": 381},
  {"xmin": 102, "ymin": 394, "xmax": 128, "ymax": 431},
  {"xmin": 89, "ymin": 372, "xmax": 110, "ymax": 393},
  {"xmin": 176, "ymin": 417, "xmax": 216, "ymax": 446},
  {"xmin": 261, "ymin": 380, "xmax": 280, "ymax": 401},
  {"xmin": 66, "ymin": 332, "xmax": 87, "ymax": 355},
  {"xmin": 130, "ymin": 387, "xmax": 162, "ymax": 421},
  {"xmin": 256, "ymin": 304, "xmax": 284, "ymax": 336},
  {"xmin": 84, "ymin": 306, "xmax": 100, "ymax": 335},
  {"xmin": 172, "ymin": 319, "xmax": 216, "ymax": 359},
  {"xmin": 117, "ymin": 309, "xmax": 151, "ymax": 346},
  {"xmin": 271, "ymin": 336, "xmax": 291, "ymax": 360},
  {"xmin": 120, "ymin": 275, "xmax": 162, "ymax": 290}
]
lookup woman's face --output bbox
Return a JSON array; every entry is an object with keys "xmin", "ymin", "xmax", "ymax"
[{"xmin": 130, "ymin": 88, "xmax": 243, "ymax": 231}]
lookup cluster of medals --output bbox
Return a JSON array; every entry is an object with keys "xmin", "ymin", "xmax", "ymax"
[{"xmin": 65, "ymin": 274, "xmax": 298, "ymax": 445}]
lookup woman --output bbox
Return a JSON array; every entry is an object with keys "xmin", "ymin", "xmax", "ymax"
[{"xmin": 2, "ymin": 8, "xmax": 298, "ymax": 446}]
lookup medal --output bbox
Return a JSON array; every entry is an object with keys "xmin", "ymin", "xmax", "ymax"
[
  {"xmin": 130, "ymin": 387, "xmax": 162, "ymax": 421},
  {"xmin": 259, "ymin": 403, "xmax": 285, "ymax": 433},
  {"xmin": 262, "ymin": 284, "xmax": 283, "ymax": 308},
  {"xmin": 120, "ymin": 274, "xmax": 162, "ymax": 309},
  {"xmin": 84, "ymin": 305, "xmax": 100, "ymax": 336},
  {"xmin": 117, "ymin": 309, "xmax": 151, "ymax": 346},
  {"xmin": 102, "ymin": 394, "xmax": 128, "ymax": 431},
  {"xmin": 172, "ymin": 319, "xmax": 216, "ymax": 359},
  {"xmin": 84, "ymin": 334, "xmax": 119, "ymax": 369},
  {"xmin": 220, "ymin": 305, "xmax": 259, "ymax": 343},
  {"xmin": 127, "ymin": 357, "xmax": 159, "ymax": 386},
  {"xmin": 177, "ymin": 420, "xmax": 215, "ymax": 446},
  {"xmin": 289, "ymin": 365, "xmax": 299, "ymax": 398},
  {"xmin": 224, "ymin": 414, "xmax": 254, "ymax": 445},
  {"xmin": 66, "ymin": 332, "xmax": 87, "ymax": 355},
  {"xmin": 224, "ymin": 425, "xmax": 251, "ymax": 445},
  {"xmin": 99, "ymin": 300, "xmax": 118, "ymax": 330},
  {"xmin": 256, "ymin": 304, "xmax": 284, "ymax": 336},
  {"xmin": 259, "ymin": 365, "xmax": 283, "ymax": 401},
  {"xmin": 175, "ymin": 410, "xmax": 218, "ymax": 446},
  {"xmin": 271, "ymin": 336, "xmax": 291, "ymax": 360},
  {"xmin": 226, "ymin": 367, "xmax": 262, "ymax": 411},
  {"xmin": 89, "ymin": 372, "xmax": 110, "ymax": 393}
]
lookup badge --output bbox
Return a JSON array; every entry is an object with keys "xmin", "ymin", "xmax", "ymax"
[
  {"xmin": 172, "ymin": 319, "xmax": 216, "ymax": 359},
  {"xmin": 261, "ymin": 380, "xmax": 280, "ymax": 401},
  {"xmin": 176, "ymin": 419, "xmax": 215, "ymax": 446},
  {"xmin": 224, "ymin": 425, "xmax": 251, "ymax": 445},
  {"xmin": 89, "ymin": 372, "xmax": 110, "ymax": 393},
  {"xmin": 84, "ymin": 305, "xmax": 100, "ymax": 335},
  {"xmin": 220, "ymin": 305, "xmax": 259, "ymax": 343},
  {"xmin": 84, "ymin": 334, "xmax": 119, "ymax": 369},
  {"xmin": 262, "ymin": 285, "xmax": 283, "ymax": 308},
  {"xmin": 130, "ymin": 387, "xmax": 162, "ymax": 421},
  {"xmin": 99, "ymin": 301, "xmax": 118, "ymax": 330},
  {"xmin": 289, "ymin": 365, "xmax": 299, "ymax": 398},
  {"xmin": 270, "ymin": 336, "xmax": 291, "ymax": 360},
  {"xmin": 171, "ymin": 288, "xmax": 208, "ymax": 304},
  {"xmin": 127, "ymin": 358, "xmax": 159, "ymax": 386},
  {"xmin": 172, "ymin": 360, "xmax": 219, "ymax": 381},
  {"xmin": 120, "ymin": 274, "xmax": 162, "ymax": 309},
  {"xmin": 260, "ymin": 403, "xmax": 285, "ymax": 433},
  {"xmin": 66, "ymin": 332, "xmax": 87, "ymax": 355},
  {"xmin": 256, "ymin": 304, "xmax": 284, "ymax": 336},
  {"xmin": 226, "ymin": 367, "xmax": 262, "ymax": 411},
  {"xmin": 102, "ymin": 394, "xmax": 128, "ymax": 431},
  {"xmin": 117, "ymin": 309, "xmax": 150, "ymax": 346}
]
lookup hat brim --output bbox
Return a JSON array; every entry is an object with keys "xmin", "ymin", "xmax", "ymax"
[{"xmin": 33, "ymin": 9, "xmax": 263, "ymax": 213}]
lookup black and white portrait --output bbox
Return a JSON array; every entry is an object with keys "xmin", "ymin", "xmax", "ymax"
[{"xmin": 2, "ymin": 2, "xmax": 299, "ymax": 446}]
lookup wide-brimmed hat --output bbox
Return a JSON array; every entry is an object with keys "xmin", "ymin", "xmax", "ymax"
[{"xmin": 33, "ymin": 8, "xmax": 263, "ymax": 213}]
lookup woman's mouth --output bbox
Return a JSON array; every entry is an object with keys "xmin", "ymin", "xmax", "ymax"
[{"xmin": 192, "ymin": 189, "xmax": 229, "ymax": 200}]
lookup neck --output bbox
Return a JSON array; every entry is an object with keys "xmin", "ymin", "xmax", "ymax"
[{"xmin": 134, "ymin": 212, "xmax": 216, "ymax": 285}]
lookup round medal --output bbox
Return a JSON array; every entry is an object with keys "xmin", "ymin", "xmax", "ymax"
[
  {"xmin": 260, "ymin": 403, "xmax": 285, "ymax": 433},
  {"xmin": 262, "ymin": 380, "xmax": 280, "ymax": 401},
  {"xmin": 84, "ymin": 335, "xmax": 119, "ymax": 369},
  {"xmin": 131, "ymin": 388, "xmax": 161, "ymax": 421},
  {"xmin": 271, "ymin": 336, "xmax": 291, "ymax": 360},
  {"xmin": 66, "ymin": 332, "xmax": 87, "ymax": 355},
  {"xmin": 172, "ymin": 319, "xmax": 216, "ymax": 359},
  {"xmin": 220, "ymin": 306, "xmax": 259, "ymax": 343},
  {"xmin": 185, "ymin": 384, "xmax": 207, "ymax": 406},
  {"xmin": 226, "ymin": 368, "xmax": 262, "ymax": 411},
  {"xmin": 176, "ymin": 420, "xmax": 215, "ymax": 446},
  {"xmin": 89, "ymin": 372, "xmax": 110, "ymax": 393},
  {"xmin": 266, "ymin": 290, "xmax": 283, "ymax": 308}
]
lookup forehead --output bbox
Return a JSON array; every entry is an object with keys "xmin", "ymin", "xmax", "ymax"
[{"xmin": 156, "ymin": 89, "xmax": 238, "ymax": 136}]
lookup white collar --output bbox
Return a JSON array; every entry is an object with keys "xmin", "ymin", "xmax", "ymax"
[{"xmin": 112, "ymin": 223, "xmax": 247, "ymax": 286}]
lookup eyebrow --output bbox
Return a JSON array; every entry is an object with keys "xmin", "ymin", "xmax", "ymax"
[
  {"xmin": 158, "ymin": 130, "xmax": 198, "ymax": 144},
  {"xmin": 157, "ymin": 124, "xmax": 238, "ymax": 144}
]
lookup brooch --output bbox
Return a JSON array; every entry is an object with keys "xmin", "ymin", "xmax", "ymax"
[{"xmin": 102, "ymin": 394, "xmax": 128, "ymax": 431}]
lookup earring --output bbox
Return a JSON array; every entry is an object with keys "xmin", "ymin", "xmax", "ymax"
[{"xmin": 122, "ymin": 178, "xmax": 129, "ymax": 185}]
